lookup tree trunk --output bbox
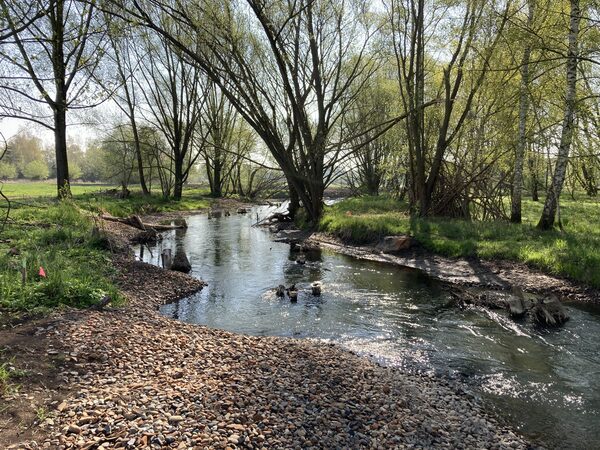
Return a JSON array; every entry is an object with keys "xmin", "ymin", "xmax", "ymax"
[
  {"xmin": 173, "ymin": 157, "xmax": 183, "ymax": 200},
  {"xmin": 130, "ymin": 117, "xmax": 149, "ymax": 196},
  {"xmin": 54, "ymin": 105, "xmax": 70, "ymax": 198},
  {"xmin": 510, "ymin": 0, "xmax": 534, "ymax": 223},
  {"xmin": 286, "ymin": 176, "xmax": 300, "ymax": 219},
  {"xmin": 538, "ymin": 0, "xmax": 580, "ymax": 230},
  {"xmin": 212, "ymin": 161, "xmax": 222, "ymax": 197}
]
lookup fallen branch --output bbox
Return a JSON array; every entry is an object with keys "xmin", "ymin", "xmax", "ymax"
[{"xmin": 100, "ymin": 214, "xmax": 187, "ymax": 231}]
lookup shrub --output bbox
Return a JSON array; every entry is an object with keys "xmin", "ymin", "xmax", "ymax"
[{"xmin": 22, "ymin": 160, "xmax": 49, "ymax": 180}]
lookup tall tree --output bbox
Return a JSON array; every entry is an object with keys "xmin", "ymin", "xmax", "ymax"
[
  {"xmin": 105, "ymin": 19, "xmax": 150, "ymax": 195},
  {"xmin": 107, "ymin": 0, "xmax": 382, "ymax": 222},
  {"xmin": 0, "ymin": 0, "xmax": 105, "ymax": 197},
  {"xmin": 387, "ymin": 0, "xmax": 511, "ymax": 217},
  {"xmin": 537, "ymin": 0, "xmax": 581, "ymax": 229},
  {"xmin": 510, "ymin": 0, "xmax": 535, "ymax": 223},
  {"xmin": 137, "ymin": 30, "xmax": 207, "ymax": 200}
]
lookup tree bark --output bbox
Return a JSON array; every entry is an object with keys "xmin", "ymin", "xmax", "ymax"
[
  {"xmin": 538, "ymin": 0, "xmax": 580, "ymax": 230},
  {"xmin": 510, "ymin": 0, "xmax": 534, "ymax": 223},
  {"xmin": 173, "ymin": 157, "xmax": 183, "ymax": 200},
  {"xmin": 54, "ymin": 104, "xmax": 70, "ymax": 198}
]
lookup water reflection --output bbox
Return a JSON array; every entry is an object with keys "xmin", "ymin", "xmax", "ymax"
[{"xmin": 135, "ymin": 207, "xmax": 600, "ymax": 449}]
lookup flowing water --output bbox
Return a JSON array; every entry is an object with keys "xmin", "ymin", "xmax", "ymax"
[{"xmin": 136, "ymin": 206, "xmax": 600, "ymax": 449}]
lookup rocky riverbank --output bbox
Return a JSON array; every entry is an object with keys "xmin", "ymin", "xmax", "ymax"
[{"xmin": 2, "ymin": 217, "xmax": 535, "ymax": 449}]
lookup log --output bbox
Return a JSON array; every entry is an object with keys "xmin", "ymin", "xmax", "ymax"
[
  {"xmin": 101, "ymin": 214, "xmax": 145, "ymax": 231},
  {"xmin": 100, "ymin": 214, "xmax": 187, "ymax": 231}
]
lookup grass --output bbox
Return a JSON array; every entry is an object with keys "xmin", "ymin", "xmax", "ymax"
[
  {"xmin": 0, "ymin": 181, "xmax": 110, "ymax": 198},
  {"xmin": 0, "ymin": 182, "xmax": 213, "ymax": 313},
  {"xmin": 320, "ymin": 195, "xmax": 600, "ymax": 289},
  {"xmin": 0, "ymin": 200, "xmax": 123, "ymax": 312},
  {"xmin": 0, "ymin": 358, "xmax": 26, "ymax": 396}
]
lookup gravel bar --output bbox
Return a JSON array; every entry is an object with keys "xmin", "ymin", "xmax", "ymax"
[{"xmin": 9, "ymin": 221, "xmax": 535, "ymax": 449}]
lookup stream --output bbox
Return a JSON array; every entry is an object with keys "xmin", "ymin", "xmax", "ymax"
[{"xmin": 135, "ymin": 205, "xmax": 600, "ymax": 449}]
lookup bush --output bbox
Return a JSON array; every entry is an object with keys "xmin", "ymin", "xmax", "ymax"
[
  {"xmin": 0, "ymin": 161, "xmax": 17, "ymax": 180},
  {"xmin": 22, "ymin": 159, "xmax": 49, "ymax": 180}
]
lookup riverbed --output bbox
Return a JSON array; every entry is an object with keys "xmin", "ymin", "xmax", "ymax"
[{"xmin": 135, "ymin": 206, "xmax": 600, "ymax": 449}]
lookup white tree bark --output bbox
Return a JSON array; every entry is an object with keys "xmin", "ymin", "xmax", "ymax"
[{"xmin": 538, "ymin": 0, "xmax": 580, "ymax": 230}]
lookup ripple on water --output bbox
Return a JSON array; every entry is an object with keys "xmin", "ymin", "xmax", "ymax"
[{"xmin": 139, "ymin": 208, "xmax": 600, "ymax": 449}]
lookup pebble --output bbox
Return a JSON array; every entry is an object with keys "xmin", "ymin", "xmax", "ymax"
[{"xmin": 8, "ymin": 228, "xmax": 534, "ymax": 449}]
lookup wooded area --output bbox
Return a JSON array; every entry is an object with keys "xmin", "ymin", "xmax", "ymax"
[{"xmin": 0, "ymin": 0, "xmax": 598, "ymax": 228}]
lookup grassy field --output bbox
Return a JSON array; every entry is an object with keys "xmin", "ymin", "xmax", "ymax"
[
  {"xmin": 320, "ymin": 195, "xmax": 600, "ymax": 288},
  {"xmin": 0, "ymin": 182, "xmax": 213, "ymax": 314}
]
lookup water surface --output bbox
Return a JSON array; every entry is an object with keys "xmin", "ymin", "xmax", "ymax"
[{"xmin": 136, "ymin": 207, "xmax": 600, "ymax": 449}]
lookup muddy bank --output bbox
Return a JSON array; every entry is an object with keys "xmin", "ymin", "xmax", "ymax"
[
  {"xmin": 303, "ymin": 232, "xmax": 599, "ymax": 303},
  {"xmin": 3, "ymin": 217, "xmax": 534, "ymax": 449}
]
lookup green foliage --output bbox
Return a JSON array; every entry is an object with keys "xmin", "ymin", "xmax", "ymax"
[
  {"xmin": 77, "ymin": 188, "xmax": 212, "ymax": 216},
  {"xmin": 22, "ymin": 160, "xmax": 49, "ymax": 180},
  {"xmin": 320, "ymin": 195, "xmax": 600, "ymax": 288},
  {"xmin": 0, "ymin": 162, "xmax": 17, "ymax": 180},
  {"xmin": 0, "ymin": 201, "xmax": 122, "ymax": 312}
]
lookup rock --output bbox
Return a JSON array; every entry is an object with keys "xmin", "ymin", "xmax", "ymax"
[
  {"xmin": 171, "ymin": 250, "xmax": 192, "ymax": 273},
  {"xmin": 288, "ymin": 289, "xmax": 298, "ymax": 302},
  {"xmin": 531, "ymin": 295, "xmax": 569, "ymax": 326},
  {"xmin": 506, "ymin": 296, "xmax": 527, "ymax": 317},
  {"xmin": 209, "ymin": 210, "xmax": 223, "ymax": 219},
  {"xmin": 276, "ymin": 285, "xmax": 286, "ymax": 297},
  {"xmin": 168, "ymin": 415, "xmax": 185, "ymax": 424},
  {"xmin": 237, "ymin": 207, "xmax": 248, "ymax": 214},
  {"xmin": 296, "ymin": 254, "xmax": 306, "ymax": 265},
  {"xmin": 376, "ymin": 235, "xmax": 414, "ymax": 253},
  {"xmin": 311, "ymin": 281, "xmax": 322, "ymax": 296},
  {"xmin": 67, "ymin": 424, "xmax": 81, "ymax": 434},
  {"xmin": 228, "ymin": 434, "xmax": 240, "ymax": 444}
]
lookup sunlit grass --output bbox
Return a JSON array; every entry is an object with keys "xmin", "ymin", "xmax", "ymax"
[
  {"xmin": 0, "ymin": 182, "xmax": 215, "ymax": 312},
  {"xmin": 320, "ymin": 195, "xmax": 600, "ymax": 288},
  {"xmin": 0, "ymin": 201, "xmax": 123, "ymax": 312}
]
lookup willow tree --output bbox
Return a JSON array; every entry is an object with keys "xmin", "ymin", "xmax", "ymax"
[
  {"xmin": 108, "ymin": 0, "xmax": 381, "ymax": 222},
  {"xmin": 386, "ymin": 0, "xmax": 511, "ymax": 217},
  {"xmin": 137, "ymin": 30, "xmax": 207, "ymax": 200},
  {"xmin": 0, "ymin": 0, "xmax": 105, "ymax": 198}
]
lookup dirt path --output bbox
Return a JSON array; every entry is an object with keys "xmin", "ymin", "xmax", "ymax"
[
  {"xmin": 307, "ymin": 233, "xmax": 599, "ymax": 303},
  {"xmin": 1, "ymin": 219, "xmax": 536, "ymax": 449}
]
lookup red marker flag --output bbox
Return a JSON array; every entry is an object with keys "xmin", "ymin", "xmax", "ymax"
[{"xmin": 38, "ymin": 266, "xmax": 46, "ymax": 278}]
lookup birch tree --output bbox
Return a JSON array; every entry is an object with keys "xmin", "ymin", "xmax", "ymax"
[{"xmin": 537, "ymin": 0, "xmax": 581, "ymax": 229}]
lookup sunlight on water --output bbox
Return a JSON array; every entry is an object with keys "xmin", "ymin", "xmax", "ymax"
[{"xmin": 136, "ymin": 207, "xmax": 600, "ymax": 449}]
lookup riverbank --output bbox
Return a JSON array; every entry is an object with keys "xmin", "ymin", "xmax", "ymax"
[
  {"xmin": 319, "ymin": 196, "xmax": 600, "ymax": 291},
  {"xmin": 1, "ymin": 215, "xmax": 533, "ymax": 449},
  {"xmin": 305, "ymin": 232, "xmax": 600, "ymax": 303}
]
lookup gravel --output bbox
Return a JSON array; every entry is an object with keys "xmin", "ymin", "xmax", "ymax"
[{"xmin": 9, "ymin": 220, "xmax": 534, "ymax": 449}]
